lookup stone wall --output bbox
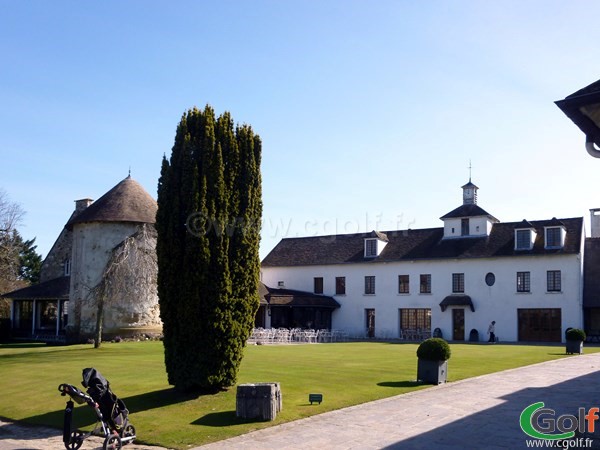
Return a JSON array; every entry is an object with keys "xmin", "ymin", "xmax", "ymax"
[
  {"xmin": 40, "ymin": 199, "xmax": 93, "ymax": 282},
  {"xmin": 68, "ymin": 221, "xmax": 162, "ymax": 341}
]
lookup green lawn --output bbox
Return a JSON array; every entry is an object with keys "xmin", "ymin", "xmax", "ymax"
[{"xmin": 0, "ymin": 340, "xmax": 595, "ymax": 449}]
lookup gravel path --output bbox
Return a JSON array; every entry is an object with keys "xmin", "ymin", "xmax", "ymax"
[{"xmin": 0, "ymin": 419, "xmax": 171, "ymax": 450}]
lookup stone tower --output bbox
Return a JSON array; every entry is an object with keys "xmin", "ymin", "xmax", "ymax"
[{"xmin": 67, "ymin": 176, "xmax": 161, "ymax": 341}]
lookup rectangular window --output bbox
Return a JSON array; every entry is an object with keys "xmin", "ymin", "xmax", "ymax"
[
  {"xmin": 335, "ymin": 276, "xmax": 346, "ymax": 295},
  {"xmin": 515, "ymin": 229, "xmax": 532, "ymax": 250},
  {"xmin": 314, "ymin": 277, "xmax": 323, "ymax": 294},
  {"xmin": 398, "ymin": 275, "xmax": 409, "ymax": 294},
  {"xmin": 400, "ymin": 308, "xmax": 432, "ymax": 331},
  {"xmin": 547, "ymin": 270, "xmax": 561, "ymax": 292},
  {"xmin": 365, "ymin": 239, "xmax": 377, "ymax": 257},
  {"xmin": 420, "ymin": 274, "xmax": 432, "ymax": 294},
  {"xmin": 517, "ymin": 271, "xmax": 531, "ymax": 292},
  {"xmin": 461, "ymin": 218, "xmax": 469, "ymax": 236},
  {"xmin": 546, "ymin": 228, "xmax": 562, "ymax": 248},
  {"xmin": 63, "ymin": 259, "xmax": 71, "ymax": 276},
  {"xmin": 452, "ymin": 273, "xmax": 465, "ymax": 293},
  {"xmin": 364, "ymin": 276, "xmax": 376, "ymax": 295}
]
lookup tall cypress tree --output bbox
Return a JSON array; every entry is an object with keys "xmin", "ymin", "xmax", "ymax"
[{"xmin": 156, "ymin": 106, "xmax": 262, "ymax": 391}]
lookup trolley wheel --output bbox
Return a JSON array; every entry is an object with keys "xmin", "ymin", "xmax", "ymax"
[
  {"xmin": 66, "ymin": 430, "xmax": 84, "ymax": 450},
  {"xmin": 103, "ymin": 434, "xmax": 122, "ymax": 450},
  {"xmin": 121, "ymin": 424, "xmax": 136, "ymax": 443}
]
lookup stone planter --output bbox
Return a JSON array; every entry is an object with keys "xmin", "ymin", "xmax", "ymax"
[
  {"xmin": 566, "ymin": 340, "xmax": 584, "ymax": 355},
  {"xmin": 417, "ymin": 359, "xmax": 448, "ymax": 384},
  {"xmin": 236, "ymin": 382, "xmax": 282, "ymax": 421}
]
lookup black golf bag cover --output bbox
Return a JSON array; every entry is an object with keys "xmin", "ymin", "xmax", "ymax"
[{"xmin": 82, "ymin": 368, "xmax": 129, "ymax": 432}]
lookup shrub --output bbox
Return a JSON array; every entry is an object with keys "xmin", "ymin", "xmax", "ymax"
[
  {"xmin": 566, "ymin": 328, "xmax": 586, "ymax": 342},
  {"xmin": 416, "ymin": 338, "xmax": 451, "ymax": 361}
]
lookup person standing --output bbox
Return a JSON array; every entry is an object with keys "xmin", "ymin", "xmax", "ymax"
[{"xmin": 488, "ymin": 321, "xmax": 496, "ymax": 343}]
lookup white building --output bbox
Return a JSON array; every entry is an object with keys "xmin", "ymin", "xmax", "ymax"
[{"xmin": 261, "ymin": 180, "xmax": 585, "ymax": 343}]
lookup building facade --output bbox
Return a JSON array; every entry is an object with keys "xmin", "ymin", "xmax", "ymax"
[{"xmin": 261, "ymin": 181, "xmax": 585, "ymax": 343}]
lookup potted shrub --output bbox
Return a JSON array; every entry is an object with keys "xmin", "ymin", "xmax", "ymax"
[
  {"xmin": 565, "ymin": 328, "xmax": 586, "ymax": 355},
  {"xmin": 416, "ymin": 338, "xmax": 451, "ymax": 384}
]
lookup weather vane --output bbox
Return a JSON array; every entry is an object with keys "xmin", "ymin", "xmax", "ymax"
[{"xmin": 468, "ymin": 160, "xmax": 472, "ymax": 182}]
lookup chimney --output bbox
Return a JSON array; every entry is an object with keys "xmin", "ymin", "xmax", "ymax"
[
  {"xmin": 75, "ymin": 198, "xmax": 93, "ymax": 213},
  {"xmin": 591, "ymin": 208, "xmax": 600, "ymax": 238}
]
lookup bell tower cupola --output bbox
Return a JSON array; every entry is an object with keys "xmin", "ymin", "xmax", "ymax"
[{"xmin": 462, "ymin": 179, "xmax": 478, "ymax": 205}]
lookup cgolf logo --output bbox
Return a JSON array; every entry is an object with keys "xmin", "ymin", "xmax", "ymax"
[{"xmin": 520, "ymin": 402, "xmax": 598, "ymax": 440}]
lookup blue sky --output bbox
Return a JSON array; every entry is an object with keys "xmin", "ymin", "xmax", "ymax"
[{"xmin": 2, "ymin": 0, "xmax": 600, "ymax": 260}]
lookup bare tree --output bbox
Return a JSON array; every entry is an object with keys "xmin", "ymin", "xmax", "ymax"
[
  {"xmin": 86, "ymin": 224, "xmax": 157, "ymax": 348},
  {"xmin": 0, "ymin": 189, "xmax": 25, "ymax": 302}
]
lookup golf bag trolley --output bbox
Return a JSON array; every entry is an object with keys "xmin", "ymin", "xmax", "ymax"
[{"xmin": 58, "ymin": 368, "xmax": 136, "ymax": 450}]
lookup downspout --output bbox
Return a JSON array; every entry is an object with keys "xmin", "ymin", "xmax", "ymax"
[
  {"xmin": 585, "ymin": 136, "xmax": 600, "ymax": 158},
  {"xmin": 31, "ymin": 300, "xmax": 36, "ymax": 337},
  {"xmin": 56, "ymin": 300, "xmax": 61, "ymax": 336}
]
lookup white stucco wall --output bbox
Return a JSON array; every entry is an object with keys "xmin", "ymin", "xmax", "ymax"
[
  {"xmin": 443, "ymin": 216, "xmax": 494, "ymax": 239},
  {"xmin": 69, "ymin": 222, "xmax": 161, "ymax": 337},
  {"xmin": 261, "ymin": 252, "xmax": 583, "ymax": 342}
]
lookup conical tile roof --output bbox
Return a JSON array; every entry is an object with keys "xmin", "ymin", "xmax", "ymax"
[{"xmin": 68, "ymin": 176, "xmax": 157, "ymax": 228}]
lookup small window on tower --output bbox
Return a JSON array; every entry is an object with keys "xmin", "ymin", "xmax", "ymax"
[{"xmin": 63, "ymin": 259, "xmax": 71, "ymax": 276}]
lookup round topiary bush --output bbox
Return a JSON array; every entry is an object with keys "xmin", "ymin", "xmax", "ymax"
[
  {"xmin": 566, "ymin": 328, "xmax": 586, "ymax": 342},
  {"xmin": 417, "ymin": 338, "xmax": 451, "ymax": 361}
]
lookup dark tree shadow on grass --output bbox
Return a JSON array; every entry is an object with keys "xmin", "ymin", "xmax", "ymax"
[
  {"xmin": 192, "ymin": 410, "xmax": 250, "ymax": 427},
  {"xmin": 22, "ymin": 387, "xmax": 208, "ymax": 430},
  {"xmin": 0, "ymin": 342, "xmax": 48, "ymax": 349},
  {"xmin": 377, "ymin": 381, "xmax": 422, "ymax": 388},
  {"xmin": 123, "ymin": 387, "xmax": 201, "ymax": 414}
]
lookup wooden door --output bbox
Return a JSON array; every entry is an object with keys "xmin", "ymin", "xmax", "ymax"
[
  {"xmin": 366, "ymin": 309, "xmax": 375, "ymax": 338},
  {"xmin": 453, "ymin": 309, "xmax": 465, "ymax": 341}
]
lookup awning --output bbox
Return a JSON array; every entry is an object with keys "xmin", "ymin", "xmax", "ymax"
[
  {"xmin": 1, "ymin": 276, "xmax": 70, "ymax": 300},
  {"xmin": 260, "ymin": 282, "xmax": 340, "ymax": 309},
  {"xmin": 267, "ymin": 294, "xmax": 340, "ymax": 308},
  {"xmin": 439, "ymin": 294, "xmax": 474, "ymax": 312}
]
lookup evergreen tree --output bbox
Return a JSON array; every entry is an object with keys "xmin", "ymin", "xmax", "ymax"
[
  {"xmin": 18, "ymin": 235, "xmax": 42, "ymax": 283},
  {"xmin": 156, "ymin": 106, "xmax": 262, "ymax": 391}
]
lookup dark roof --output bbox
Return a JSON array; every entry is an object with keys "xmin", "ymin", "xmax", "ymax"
[
  {"xmin": 584, "ymin": 238, "xmax": 600, "ymax": 307},
  {"xmin": 546, "ymin": 217, "xmax": 565, "ymax": 227},
  {"xmin": 368, "ymin": 230, "xmax": 389, "ymax": 242},
  {"xmin": 440, "ymin": 295, "xmax": 474, "ymax": 312},
  {"xmin": 439, "ymin": 203, "xmax": 498, "ymax": 221},
  {"xmin": 260, "ymin": 283, "xmax": 340, "ymax": 309},
  {"xmin": 262, "ymin": 217, "xmax": 584, "ymax": 267},
  {"xmin": 563, "ymin": 79, "xmax": 600, "ymax": 99},
  {"xmin": 1, "ymin": 276, "xmax": 70, "ymax": 300},
  {"xmin": 461, "ymin": 181, "xmax": 478, "ymax": 189},
  {"xmin": 515, "ymin": 219, "xmax": 535, "ymax": 229},
  {"xmin": 68, "ymin": 177, "xmax": 157, "ymax": 229}
]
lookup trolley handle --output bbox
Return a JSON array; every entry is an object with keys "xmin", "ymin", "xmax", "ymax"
[{"xmin": 58, "ymin": 383, "xmax": 94, "ymax": 405}]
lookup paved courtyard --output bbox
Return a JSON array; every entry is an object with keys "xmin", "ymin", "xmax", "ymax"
[
  {"xmin": 196, "ymin": 351, "xmax": 600, "ymax": 449},
  {"xmin": 2, "ymin": 352, "xmax": 600, "ymax": 449}
]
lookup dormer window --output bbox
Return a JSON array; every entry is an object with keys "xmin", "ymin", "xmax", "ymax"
[
  {"xmin": 515, "ymin": 220, "xmax": 536, "ymax": 251},
  {"xmin": 515, "ymin": 229, "xmax": 534, "ymax": 250},
  {"xmin": 364, "ymin": 231, "xmax": 388, "ymax": 258},
  {"xmin": 365, "ymin": 239, "xmax": 378, "ymax": 257},
  {"xmin": 545, "ymin": 226, "xmax": 565, "ymax": 249}
]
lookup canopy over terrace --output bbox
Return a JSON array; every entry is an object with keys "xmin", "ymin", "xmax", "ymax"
[
  {"xmin": 2, "ymin": 276, "xmax": 70, "ymax": 340},
  {"xmin": 258, "ymin": 283, "xmax": 340, "ymax": 329}
]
